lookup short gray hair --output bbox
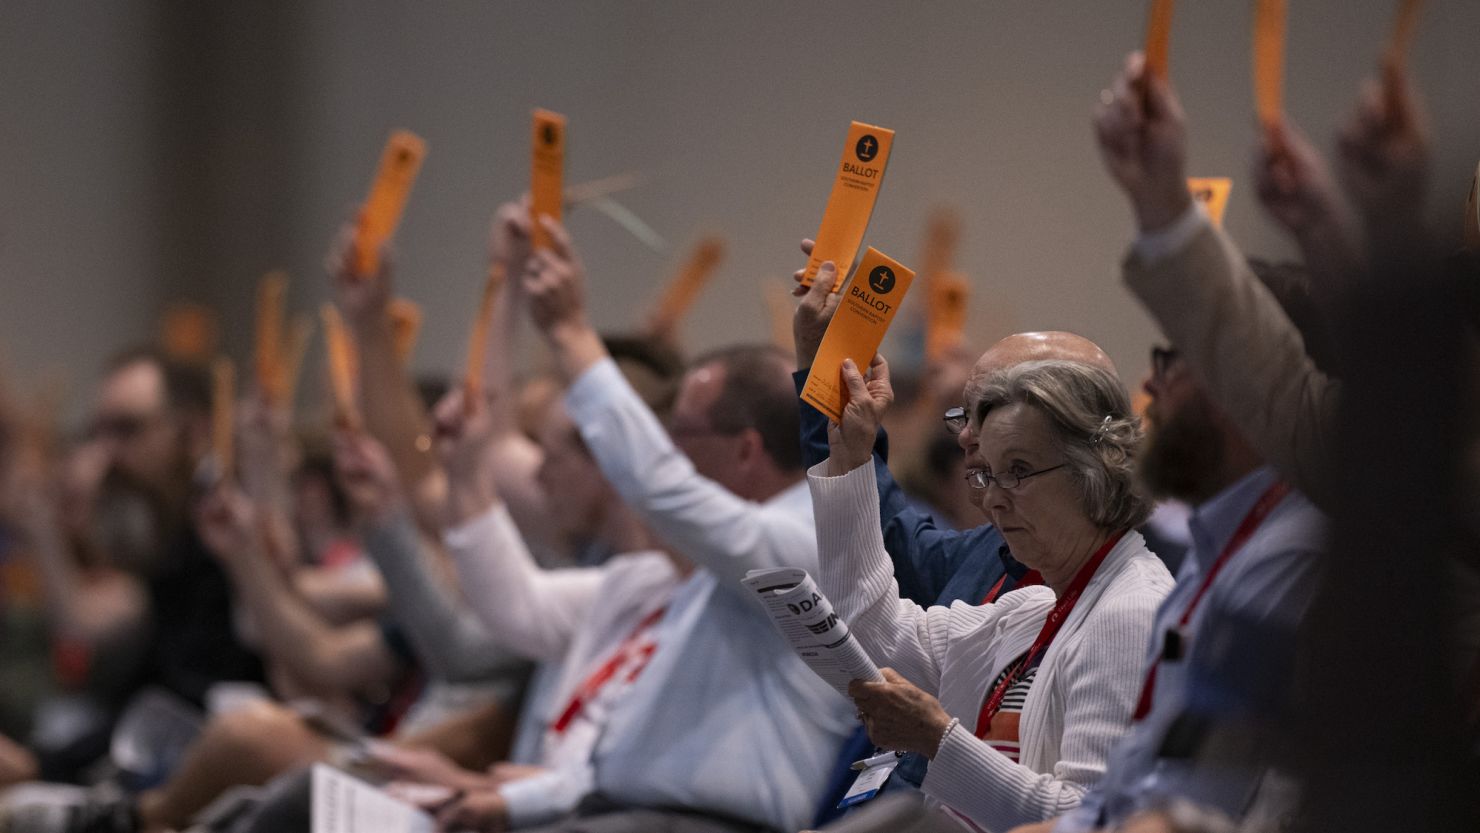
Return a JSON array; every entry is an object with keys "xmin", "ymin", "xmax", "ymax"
[{"xmin": 971, "ymin": 360, "xmax": 1151, "ymax": 531}]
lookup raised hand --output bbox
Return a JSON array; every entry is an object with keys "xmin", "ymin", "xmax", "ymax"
[
  {"xmin": 1092, "ymin": 51, "xmax": 1192, "ymax": 233},
  {"xmin": 825, "ymin": 354, "xmax": 893, "ymax": 476},
  {"xmin": 1337, "ymin": 61, "xmax": 1429, "ymax": 228},
  {"xmin": 195, "ymin": 484, "xmax": 261, "ymax": 566},
  {"xmin": 324, "ymin": 223, "xmax": 393, "ymax": 330},
  {"xmin": 520, "ymin": 216, "xmax": 590, "ymax": 339},
  {"xmin": 792, "ymin": 248, "xmax": 846, "ymax": 368},
  {"xmin": 1255, "ymin": 120, "xmax": 1347, "ymax": 236},
  {"xmin": 489, "ymin": 197, "xmax": 535, "ymax": 280},
  {"xmin": 331, "ymin": 430, "xmax": 406, "ymax": 529}
]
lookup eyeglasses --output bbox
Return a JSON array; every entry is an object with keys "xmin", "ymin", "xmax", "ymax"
[
  {"xmin": 964, "ymin": 463, "xmax": 1067, "ymax": 490},
  {"xmin": 1150, "ymin": 346, "xmax": 1181, "ymax": 380},
  {"xmin": 942, "ymin": 406, "xmax": 967, "ymax": 435}
]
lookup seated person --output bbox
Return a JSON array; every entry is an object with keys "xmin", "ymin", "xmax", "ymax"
[{"xmin": 813, "ymin": 355, "xmax": 1173, "ymax": 831}]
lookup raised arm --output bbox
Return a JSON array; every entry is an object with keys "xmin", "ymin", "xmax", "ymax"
[
  {"xmin": 1254, "ymin": 118, "xmax": 1366, "ymax": 297},
  {"xmin": 333, "ymin": 432, "xmax": 529, "ymax": 684},
  {"xmin": 809, "ymin": 356, "xmax": 970, "ymax": 692},
  {"xmin": 195, "ymin": 484, "xmax": 401, "ymax": 699},
  {"xmin": 790, "ymin": 243, "xmax": 991, "ymax": 604},
  {"xmin": 428, "ymin": 386, "xmax": 602, "ymax": 661},
  {"xmin": 520, "ymin": 215, "xmax": 817, "ymax": 585},
  {"xmin": 1094, "ymin": 52, "xmax": 1340, "ymax": 509},
  {"xmin": 325, "ymin": 226, "xmax": 445, "ymax": 535}
]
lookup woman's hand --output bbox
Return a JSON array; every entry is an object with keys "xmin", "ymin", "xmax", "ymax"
[
  {"xmin": 824, "ymin": 355, "xmax": 893, "ymax": 476},
  {"xmin": 332, "ymin": 430, "xmax": 406, "ymax": 530},
  {"xmin": 848, "ymin": 667, "xmax": 955, "ymax": 759}
]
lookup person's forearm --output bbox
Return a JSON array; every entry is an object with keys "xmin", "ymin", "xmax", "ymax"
[
  {"xmin": 352, "ymin": 311, "xmax": 442, "ymax": 530},
  {"xmin": 224, "ymin": 549, "xmax": 393, "ymax": 695},
  {"xmin": 546, "ymin": 321, "xmax": 607, "ymax": 383},
  {"xmin": 443, "ymin": 504, "xmax": 600, "ymax": 661},
  {"xmin": 445, "ymin": 468, "xmax": 500, "ymax": 531},
  {"xmin": 363, "ymin": 510, "xmax": 527, "ymax": 683}
]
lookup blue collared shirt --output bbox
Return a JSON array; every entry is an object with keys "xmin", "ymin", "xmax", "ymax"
[{"xmin": 1058, "ymin": 466, "xmax": 1327, "ymax": 831}]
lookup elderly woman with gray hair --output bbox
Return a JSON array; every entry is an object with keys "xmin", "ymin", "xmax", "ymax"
[{"xmin": 811, "ymin": 355, "xmax": 1173, "ymax": 832}]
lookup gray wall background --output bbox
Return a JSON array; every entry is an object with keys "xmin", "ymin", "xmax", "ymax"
[{"xmin": 3, "ymin": 1, "xmax": 1479, "ymax": 420}]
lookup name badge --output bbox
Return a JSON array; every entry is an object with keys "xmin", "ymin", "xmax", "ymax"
[{"xmin": 837, "ymin": 760, "xmax": 898, "ymax": 809}]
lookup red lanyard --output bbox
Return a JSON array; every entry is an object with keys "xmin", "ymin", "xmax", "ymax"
[
  {"xmin": 1132, "ymin": 480, "xmax": 1292, "ymax": 721},
  {"xmin": 550, "ymin": 604, "xmax": 667, "ymax": 734},
  {"xmin": 975, "ymin": 530, "xmax": 1126, "ymax": 737},
  {"xmin": 981, "ymin": 569, "xmax": 1044, "ymax": 605}
]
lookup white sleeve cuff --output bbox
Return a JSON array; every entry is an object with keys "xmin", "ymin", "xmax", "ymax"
[
  {"xmin": 1133, "ymin": 202, "xmax": 1209, "ymax": 266},
  {"xmin": 442, "ymin": 502, "xmax": 514, "ymax": 553},
  {"xmin": 499, "ymin": 765, "xmax": 594, "ymax": 828},
  {"xmin": 563, "ymin": 356, "xmax": 625, "ymax": 423}
]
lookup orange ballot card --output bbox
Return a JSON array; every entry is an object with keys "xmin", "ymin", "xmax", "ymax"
[
  {"xmin": 648, "ymin": 237, "xmax": 726, "ymax": 335},
  {"xmin": 800, "ymin": 121, "xmax": 895, "ymax": 290},
  {"xmin": 802, "ymin": 248, "xmax": 916, "ymax": 422},
  {"xmin": 1252, "ymin": 0, "xmax": 1288, "ymax": 128},
  {"xmin": 530, "ymin": 109, "xmax": 567, "ymax": 251},
  {"xmin": 160, "ymin": 303, "xmax": 220, "ymax": 364},
  {"xmin": 1385, "ymin": 0, "xmax": 1425, "ymax": 70},
  {"xmin": 254, "ymin": 271, "xmax": 287, "ymax": 400},
  {"xmin": 463, "ymin": 265, "xmax": 503, "ymax": 404},
  {"xmin": 211, "ymin": 357, "xmax": 235, "ymax": 479},
  {"xmin": 1188, "ymin": 178, "xmax": 1233, "ymax": 227},
  {"xmin": 355, "ymin": 130, "xmax": 427, "ymax": 277},
  {"xmin": 919, "ymin": 208, "xmax": 966, "ymax": 362},
  {"xmin": 279, "ymin": 314, "xmax": 313, "ymax": 407},
  {"xmin": 387, "ymin": 298, "xmax": 423, "ymax": 365},
  {"xmin": 926, "ymin": 270, "xmax": 970, "ymax": 362},
  {"xmin": 320, "ymin": 305, "xmax": 360, "ymax": 430},
  {"xmin": 1144, "ymin": 0, "xmax": 1177, "ymax": 80}
]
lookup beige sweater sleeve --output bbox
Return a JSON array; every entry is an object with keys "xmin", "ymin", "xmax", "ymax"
[{"xmin": 1124, "ymin": 223, "xmax": 1341, "ymax": 510}]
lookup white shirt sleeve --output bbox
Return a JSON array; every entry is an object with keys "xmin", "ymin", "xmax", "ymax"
[
  {"xmin": 807, "ymin": 459, "xmax": 968, "ymax": 693},
  {"xmin": 563, "ymin": 358, "xmax": 818, "ymax": 586},
  {"xmin": 443, "ymin": 503, "xmax": 606, "ymax": 662},
  {"xmin": 1133, "ymin": 202, "xmax": 1209, "ymax": 266},
  {"xmin": 498, "ymin": 763, "xmax": 594, "ymax": 828}
]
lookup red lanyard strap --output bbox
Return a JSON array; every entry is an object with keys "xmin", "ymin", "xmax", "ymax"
[
  {"xmin": 976, "ymin": 530, "xmax": 1126, "ymax": 737},
  {"xmin": 551, "ymin": 604, "xmax": 668, "ymax": 734},
  {"xmin": 1132, "ymin": 480, "xmax": 1291, "ymax": 721},
  {"xmin": 981, "ymin": 569, "xmax": 1043, "ymax": 605}
]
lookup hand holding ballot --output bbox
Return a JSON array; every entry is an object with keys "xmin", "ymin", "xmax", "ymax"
[
  {"xmin": 326, "ymin": 222, "xmax": 394, "ymax": 332},
  {"xmin": 1092, "ymin": 51, "xmax": 1191, "ymax": 233},
  {"xmin": 489, "ymin": 197, "xmax": 535, "ymax": 281},
  {"xmin": 331, "ymin": 429, "xmax": 407, "ymax": 530},
  {"xmin": 792, "ymin": 249, "xmax": 846, "ymax": 368},
  {"xmin": 429, "ymin": 386, "xmax": 500, "ymax": 526},
  {"xmin": 518, "ymin": 215, "xmax": 610, "ymax": 381},
  {"xmin": 1255, "ymin": 119, "xmax": 1349, "ymax": 237},
  {"xmin": 849, "ymin": 668, "xmax": 955, "ymax": 759},
  {"xmin": 1337, "ymin": 61, "xmax": 1430, "ymax": 228},
  {"xmin": 825, "ymin": 355, "xmax": 893, "ymax": 477},
  {"xmin": 519, "ymin": 216, "xmax": 589, "ymax": 338}
]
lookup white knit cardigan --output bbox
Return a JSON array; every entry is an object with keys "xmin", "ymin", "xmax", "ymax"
[{"xmin": 810, "ymin": 460, "xmax": 1173, "ymax": 832}]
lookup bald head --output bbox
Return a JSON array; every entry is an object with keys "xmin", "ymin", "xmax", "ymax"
[
  {"xmin": 964, "ymin": 332, "xmax": 1115, "ymax": 403},
  {"xmin": 956, "ymin": 332, "xmax": 1117, "ymax": 456}
]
